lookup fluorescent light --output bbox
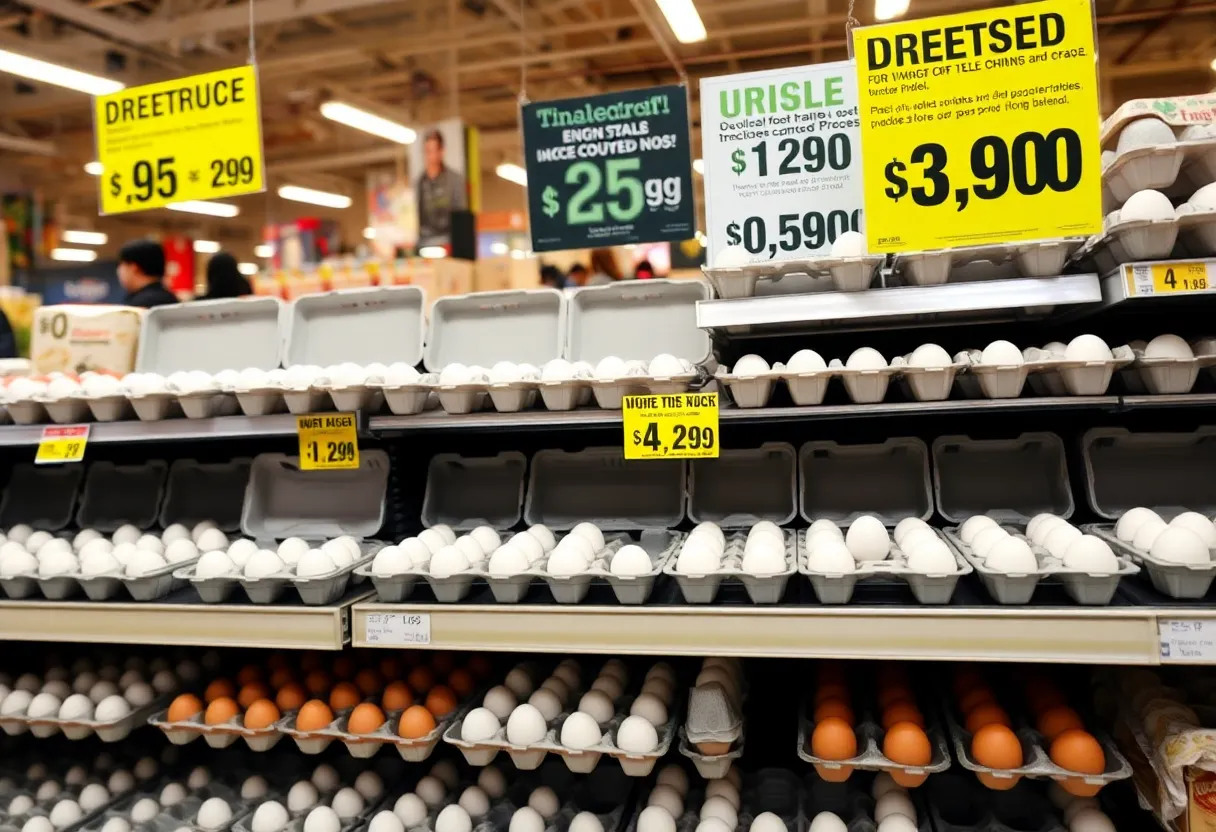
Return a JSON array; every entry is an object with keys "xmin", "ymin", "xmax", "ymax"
[
  {"xmin": 238, "ymin": 262, "xmax": 258, "ymax": 275},
  {"xmin": 167, "ymin": 200, "xmax": 240, "ymax": 218},
  {"xmin": 320, "ymin": 101, "xmax": 416, "ymax": 145},
  {"xmin": 83, "ymin": 161, "xmax": 103, "ymax": 176},
  {"xmin": 654, "ymin": 0, "xmax": 706, "ymax": 43},
  {"xmin": 50, "ymin": 248, "xmax": 97, "ymax": 262},
  {"xmin": 254, "ymin": 244, "xmax": 274, "ymax": 258},
  {"xmin": 509, "ymin": 249, "xmax": 530, "ymax": 260},
  {"xmin": 496, "ymin": 163, "xmax": 528, "ymax": 186},
  {"xmin": 277, "ymin": 185, "xmax": 352, "ymax": 209},
  {"xmin": 692, "ymin": 158, "xmax": 704, "ymax": 175},
  {"xmin": 0, "ymin": 49, "xmax": 123, "ymax": 95},
  {"xmin": 363, "ymin": 227, "xmax": 376, "ymax": 239},
  {"xmin": 490, "ymin": 241, "xmax": 509, "ymax": 255},
  {"xmin": 419, "ymin": 245, "xmax": 447, "ymax": 259},
  {"xmin": 1211, "ymin": 56, "xmax": 1216, "ymax": 72},
  {"xmin": 874, "ymin": 0, "xmax": 909, "ymax": 20},
  {"xmin": 193, "ymin": 240, "xmax": 220, "ymax": 254},
  {"xmin": 62, "ymin": 230, "xmax": 107, "ymax": 245}
]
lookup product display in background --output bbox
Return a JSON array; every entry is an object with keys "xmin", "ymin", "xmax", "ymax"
[{"xmin": 28, "ymin": 305, "xmax": 142, "ymax": 376}]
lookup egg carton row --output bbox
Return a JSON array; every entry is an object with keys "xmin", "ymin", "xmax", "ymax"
[
  {"xmin": 1084, "ymin": 524, "xmax": 1216, "ymax": 599},
  {"xmin": 636, "ymin": 768, "xmax": 806, "ymax": 832},
  {"xmin": 797, "ymin": 530, "xmax": 973, "ymax": 605},
  {"xmin": 889, "ymin": 239, "xmax": 1086, "ymax": 286},
  {"xmin": 943, "ymin": 528, "xmax": 1137, "ymax": 606},
  {"xmin": 664, "ymin": 531, "xmax": 798, "ymax": 605},
  {"xmin": 943, "ymin": 712, "xmax": 1131, "ymax": 796},
  {"xmin": 471, "ymin": 797, "xmax": 626, "ymax": 832},
  {"xmin": 0, "ymin": 782, "xmax": 114, "ymax": 826},
  {"xmin": 716, "ymin": 362, "xmax": 949, "ymax": 409},
  {"xmin": 1103, "ymin": 127, "xmax": 1216, "ymax": 204},
  {"xmin": 276, "ymin": 702, "xmax": 461, "ymax": 763},
  {"xmin": 443, "ymin": 697, "xmax": 678, "ymax": 777},
  {"xmin": 677, "ymin": 729, "xmax": 744, "ymax": 781},
  {"xmin": 0, "ymin": 696, "xmax": 167, "ymax": 743},
  {"xmin": 796, "ymin": 712, "xmax": 952, "ymax": 788},
  {"xmin": 1073, "ymin": 198, "xmax": 1216, "ymax": 273},
  {"xmin": 175, "ymin": 547, "xmax": 379, "ymax": 606},
  {"xmin": 702, "ymin": 253, "xmax": 886, "ymax": 299},
  {"xmin": 0, "ymin": 554, "xmax": 200, "ymax": 603},
  {"xmin": 91, "ymin": 795, "xmax": 253, "ymax": 832},
  {"xmin": 433, "ymin": 376, "xmax": 700, "ymax": 416},
  {"xmin": 922, "ymin": 775, "xmax": 1066, "ymax": 832},
  {"xmin": 7, "ymin": 797, "xmax": 126, "ymax": 832},
  {"xmin": 148, "ymin": 710, "xmax": 283, "ymax": 754}
]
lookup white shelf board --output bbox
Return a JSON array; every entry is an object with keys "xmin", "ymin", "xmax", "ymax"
[
  {"xmin": 695, "ymin": 274, "xmax": 1102, "ymax": 335},
  {"xmin": 1101, "ymin": 259, "xmax": 1216, "ymax": 306},
  {"xmin": 351, "ymin": 602, "xmax": 1160, "ymax": 665},
  {"xmin": 0, "ymin": 414, "xmax": 302, "ymax": 447}
]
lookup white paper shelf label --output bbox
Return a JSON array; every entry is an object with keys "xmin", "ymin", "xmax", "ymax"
[
  {"xmin": 364, "ymin": 612, "xmax": 431, "ymax": 646},
  {"xmin": 1159, "ymin": 619, "xmax": 1216, "ymax": 662}
]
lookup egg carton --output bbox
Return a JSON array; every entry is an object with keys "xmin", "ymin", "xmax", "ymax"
[
  {"xmin": 641, "ymin": 768, "xmax": 806, "ymax": 832},
  {"xmin": 4, "ymin": 399, "xmax": 48, "ymax": 425},
  {"xmin": 664, "ymin": 529, "xmax": 798, "ymax": 604},
  {"xmin": 176, "ymin": 545, "xmax": 380, "ymax": 606},
  {"xmin": 589, "ymin": 374, "xmax": 701, "ymax": 410},
  {"xmin": 798, "ymin": 529, "xmax": 972, "ymax": 605},
  {"xmin": 892, "ymin": 239, "xmax": 1085, "ymax": 286},
  {"xmin": 233, "ymin": 387, "xmax": 287, "ymax": 417},
  {"xmin": 147, "ymin": 710, "xmax": 284, "ymax": 753},
  {"xmin": 1023, "ymin": 347, "xmax": 1137, "ymax": 397},
  {"xmin": 943, "ymin": 527, "xmax": 1138, "ymax": 605},
  {"xmin": 127, "ymin": 394, "xmax": 185, "ymax": 422},
  {"xmin": 1083, "ymin": 524, "xmax": 1216, "ymax": 599},
  {"xmin": 443, "ymin": 696, "xmax": 678, "ymax": 777},
  {"xmin": 33, "ymin": 395, "xmax": 92, "ymax": 425},
  {"xmin": 276, "ymin": 701, "xmax": 461, "ymax": 762},
  {"xmin": 316, "ymin": 384, "xmax": 385, "ymax": 414},
  {"xmin": 493, "ymin": 534, "xmax": 679, "ymax": 605},
  {"xmin": 944, "ymin": 710, "xmax": 1131, "ymax": 795},
  {"xmin": 281, "ymin": 387, "xmax": 334, "ymax": 415},
  {"xmin": 71, "ymin": 554, "xmax": 202, "ymax": 602},
  {"xmin": 1127, "ymin": 350, "xmax": 1216, "ymax": 395},
  {"xmin": 677, "ymin": 728, "xmax": 744, "ymax": 780},
  {"xmin": 1075, "ymin": 212, "xmax": 1180, "ymax": 273},
  {"xmin": 1104, "ymin": 135, "xmax": 1216, "ymax": 204},
  {"xmin": 83, "ymin": 395, "xmax": 136, "ymax": 422},
  {"xmin": 10, "ymin": 695, "xmax": 169, "ymax": 743},
  {"xmin": 949, "ymin": 351, "xmax": 1032, "ymax": 400},
  {"xmin": 796, "ymin": 708, "xmax": 952, "ymax": 787},
  {"xmin": 174, "ymin": 391, "xmax": 241, "ymax": 420},
  {"xmin": 922, "ymin": 773, "xmax": 1065, "ymax": 832},
  {"xmin": 702, "ymin": 255, "xmax": 887, "ymax": 298}
]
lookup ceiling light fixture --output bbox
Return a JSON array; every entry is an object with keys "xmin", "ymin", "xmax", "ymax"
[
  {"xmin": 496, "ymin": 163, "xmax": 528, "ymax": 186},
  {"xmin": 874, "ymin": 0, "xmax": 910, "ymax": 21},
  {"xmin": 193, "ymin": 240, "xmax": 220, "ymax": 254},
  {"xmin": 50, "ymin": 248, "xmax": 98, "ymax": 262},
  {"xmin": 238, "ymin": 263, "xmax": 258, "ymax": 275},
  {"xmin": 167, "ymin": 201, "xmax": 240, "ymax": 218},
  {"xmin": 61, "ymin": 230, "xmax": 107, "ymax": 245},
  {"xmin": 277, "ymin": 185, "xmax": 352, "ymax": 209},
  {"xmin": 254, "ymin": 244, "xmax": 274, "ymax": 258},
  {"xmin": 419, "ymin": 246, "xmax": 448, "ymax": 259},
  {"xmin": 84, "ymin": 161, "xmax": 103, "ymax": 176},
  {"xmin": 363, "ymin": 227, "xmax": 376, "ymax": 239},
  {"xmin": 654, "ymin": 0, "xmax": 706, "ymax": 43},
  {"xmin": 319, "ymin": 101, "xmax": 416, "ymax": 145},
  {"xmin": 490, "ymin": 241, "xmax": 509, "ymax": 255},
  {"xmin": 0, "ymin": 49, "xmax": 124, "ymax": 95}
]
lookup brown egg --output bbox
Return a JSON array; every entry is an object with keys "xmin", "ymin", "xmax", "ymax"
[
  {"xmin": 431, "ymin": 652, "xmax": 455, "ymax": 675},
  {"xmin": 881, "ymin": 702, "xmax": 924, "ymax": 730},
  {"xmin": 236, "ymin": 665, "xmax": 262, "ymax": 686},
  {"xmin": 244, "ymin": 699, "xmax": 281, "ymax": 730},
  {"xmin": 204, "ymin": 679, "xmax": 235, "ymax": 703},
  {"xmin": 382, "ymin": 681, "xmax": 414, "ymax": 712},
  {"xmin": 448, "ymin": 669, "xmax": 474, "ymax": 697},
  {"xmin": 204, "ymin": 697, "xmax": 240, "ymax": 725},
  {"xmin": 300, "ymin": 653, "xmax": 323, "ymax": 672},
  {"xmin": 276, "ymin": 684, "xmax": 307, "ymax": 712},
  {"xmin": 379, "ymin": 657, "xmax": 404, "ymax": 680},
  {"xmin": 960, "ymin": 686, "xmax": 996, "ymax": 714},
  {"xmin": 354, "ymin": 669, "xmax": 383, "ymax": 697},
  {"xmin": 305, "ymin": 670, "xmax": 331, "ymax": 697},
  {"xmin": 408, "ymin": 667, "xmax": 435, "ymax": 695},
  {"xmin": 238, "ymin": 682, "xmax": 271, "ymax": 710},
  {"xmin": 883, "ymin": 722, "xmax": 932, "ymax": 766},
  {"xmin": 878, "ymin": 685, "xmax": 914, "ymax": 710},
  {"xmin": 167, "ymin": 694, "xmax": 204, "ymax": 722},
  {"xmin": 332, "ymin": 656, "xmax": 355, "ymax": 680},
  {"xmin": 347, "ymin": 702, "xmax": 386, "ymax": 734},
  {"xmin": 397, "ymin": 705, "xmax": 437, "ymax": 739},
  {"xmin": 1028, "ymin": 686, "xmax": 1067, "ymax": 715},
  {"xmin": 329, "ymin": 682, "xmax": 362, "ymax": 712},
  {"xmin": 425, "ymin": 686, "xmax": 458, "ymax": 718},
  {"xmin": 972, "ymin": 724, "xmax": 1023, "ymax": 769},
  {"xmin": 811, "ymin": 717, "xmax": 857, "ymax": 760},
  {"xmin": 815, "ymin": 699, "xmax": 855, "ymax": 724},
  {"xmin": 466, "ymin": 655, "xmax": 492, "ymax": 680},
  {"xmin": 1037, "ymin": 706, "xmax": 1084, "ymax": 741},
  {"xmin": 269, "ymin": 668, "xmax": 296, "ymax": 690},
  {"xmin": 953, "ymin": 669, "xmax": 986, "ymax": 698},
  {"xmin": 295, "ymin": 700, "xmax": 335, "ymax": 732},
  {"xmin": 815, "ymin": 682, "xmax": 849, "ymax": 705},
  {"xmin": 965, "ymin": 703, "xmax": 1011, "ymax": 734},
  {"xmin": 1050, "ymin": 729, "xmax": 1106, "ymax": 774}
]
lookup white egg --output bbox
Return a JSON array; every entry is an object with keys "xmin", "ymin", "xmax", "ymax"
[
  {"xmin": 195, "ymin": 550, "xmax": 237, "ymax": 579},
  {"xmin": 570, "ymin": 813, "xmax": 605, "ymax": 832},
  {"xmin": 1170, "ymin": 512, "xmax": 1216, "ymax": 547},
  {"xmin": 547, "ymin": 546, "xmax": 589, "ymax": 576},
  {"xmin": 616, "ymin": 714, "xmax": 659, "ymax": 751},
  {"xmin": 676, "ymin": 538, "xmax": 721, "ymax": 573},
  {"xmin": 393, "ymin": 794, "xmax": 427, "ymax": 827},
  {"xmin": 509, "ymin": 808, "xmax": 545, "ymax": 832},
  {"xmin": 287, "ymin": 781, "xmax": 319, "ymax": 812},
  {"xmin": 110, "ymin": 525, "xmax": 141, "ymax": 546},
  {"xmin": 648, "ymin": 785, "xmax": 684, "ymax": 819},
  {"xmin": 197, "ymin": 798, "xmax": 232, "ymax": 831},
  {"xmin": 741, "ymin": 540, "xmax": 785, "ymax": 575},
  {"xmin": 908, "ymin": 343, "xmax": 951, "ymax": 368},
  {"xmin": 505, "ymin": 703, "xmax": 547, "ymax": 745},
  {"xmin": 244, "ymin": 550, "xmax": 285, "ymax": 578},
  {"xmin": 579, "ymin": 689, "xmax": 616, "ymax": 724},
  {"xmin": 845, "ymin": 515, "xmax": 890, "ymax": 562},
  {"xmin": 561, "ymin": 711, "xmax": 602, "ymax": 748},
  {"xmin": 371, "ymin": 545, "xmax": 408, "ymax": 576},
  {"xmin": 630, "ymin": 691, "xmax": 669, "ymax": 726},
  {"xmin": 482, "ymin": 686, "xmax": 518, "ymax": 720},
  {"xmin": 705, "ymin": 780, "xmax": 740, "ymax": 809},
  {"xmin": 486, "ymin": 361, "xmax": 521, "ymax": 384},
  {"xmin": 1133, "ymin": 517, "xmax": 1170, "ymax": 551},
  {"xmin": 78, "ymin": 785, "xmax": 109, "ymax": 812},
  {"xmin": 648, "ymin": 354, "xmax": 686, "ymax": 377},
  {"xmin": 1043, "ymin": 341, "xmax": 1068, "ymax": 358},
  {"xmin": 959, "ymin": 515, "xmax": 998, "ymax": 543},
  {"xmin": 124, "ymin": 682, "xmax": 154, "ymax": 707},
  {"xmin": 27, "ymin": 692, "xmax": 60, "ymax": 718},
  {"xmin": 251, "ymin": 802, "xmax": 289, "ymax": 832},
  {"xmin": 638, "ymin": 807, "xmax": 677, "ymax": 832},
  {"xmin": 700, "ymin": 797, "xmax": 738, "ymax": 829},
  {"xmin": 610, "ymin": 544, "xmax": 652, "ymax": 576},
  {"xmin": 1069, "ymin": 808, "xmax": 1116, "ymax": 832},
  {"xmin": 527, "ymin": 788, "xmax": 560, "ymax": 820},
  {"xmin": 460, "ymin": 707, "xmax": 501, "ymax": 741},
  {"xmin": 24, "ymin": 818, "xmax": 55, "ymax": 832},
  {"xmin": 331, "ymin": 788, "xmax": 364, "ymax": 820},
  {"xmin": 809, "ymin": 814, "xmax": 847, "ymax": 832},
  {"xmin": 485, "ymin": 544, "xmax": 527, "ymax": 577},
  {"xmin": 59, "ymin": 693, "xmax": 93, "ymax": 720},
  {"xmin": 1065, "ymin": 334, "xmax": 1113, "ymax": 363},
  {"xmin": 369, "ymin": 813, "xmax": 405, "ymax": 832},
  {"xmin": 276, "ymin": 537, "xmax": 310, "ymax": 564},
  {"xmin": 986, "ymin": 537, "xmax": 1038, "ymax": 573},
  {"xmin": 70, "ymin": 549, "xmax": 117, "ymax": 576},
  {"xmin": 807, "ymin": 540, "xmax": 856, "ymax": 573},
  {"xmin": 296, "ymin": 549, "xmax": 336, "ymax": 578},
  {"xmin": 1115, "ymin": 507, "xmax": 1161, "ymax": 542},
  {"xmin": 1063, "ymin": 535, "xmax": 1119, "ymax": 572},
  {"xmin": 540, "ymin": 359, "xmax": 575, "ymax": 381},
  {"xmin": 123, "ymin": 550, "xmax": 166, "ymax": 577},
  {"xmin": 1043, "ymin": 524, "xmax": 1083, "ymax": 558},
  {"xmin": 714, "ymin": 245, "xmax": 750, "ymax": 268},
  {"xmin": 135, "ymin": 534, "xmax": 165, "ymax": 554},
  {"xmin": 221, "ymin": 538, "xmax": 256, "ymax": 566},
  {"xmin": 321, "ymin": 537, "xmax": 358, "ymax": 567},
  {"xmin": 1121, "ymin": 189, "xmax": 1175, "ymax": 222},
  {"xmin": 0, "ymin": 547, "xmax": 36, "ymax": 578},
  {"xmin": 846, "ymin": 347, "xmax": 887, "ymax": 370},
  {"xmin": 1152, "ymin": 526, "xmax": 1210, "ymax": 565},
  {"xmin": 160, "ymin": 783, "xmax": 187, "ymax": 806},
  {"xmin": 1116, "ymin": 117, "xmax": 1176, "ymax": 155},
  {"xmin": 981, "ymin": 340, "xmax": 1024, "ymax": 365},
  {"xmin": 1026, "ymin": 513, "xmax": 1063, "ymax": 540},
  {"xmin": 303, "ymin": 807, "xmax": 342, "ymax": 832},
  {"xmin": 594, "ymin": 356, "xmax": 627, "ymax": 379},
  {"xmin": 567, "ymin": 522, "xmax": 604, "ymax": 552},
  {"xmin": 831, "ymin": 230, "xmax": 866, "ymax": 256},
  {"xmin": 972, "ymin": 525, "xmax": 1010, "ymax": 558},
  {"xmin": 353, "ymin": 771, "xmax": 383, "ymax": 801},
  {"xmin": 1190, "ymin": 182, "xmax": 1216, "ymax": 211},
  {"xmin": 429, "ymin": 545, "xmax": 470, "ymax": 578},
  {"xmin": 787, "ymin": 349, "xmax": 827, "ymax": 372},
  {"xmin": 435, "ymin": 806, "xmax": 472, "ymax": 832},
  {"xmin": 875, "ymin": 791, "xmax": 917, "ymax": 823},
  {"xmin": 240, "ymin": 776, "xmax": 269, "ymax": 800},
  {"xmin": 732, "ymin": 354, "xmax": 770, "ymax": 375},
  {"xmin": 907, "ymin": 541, "xmax": 957, "ymax": 573},
  {"xmin": 877, "ymin": 818, "xmax": 917, "ymax": 832}
]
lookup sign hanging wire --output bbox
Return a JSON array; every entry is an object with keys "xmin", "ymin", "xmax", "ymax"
[
  {"xmin": 247, "ymin": 0, "xmax": 257, "ymax": 66},
  {"xmin": 518, "ymin": 0, "xmax": 529, "ymax": 104},
  {"xmin": 845, "ymin": 0, "xmax": 858, "ymax": 59}
]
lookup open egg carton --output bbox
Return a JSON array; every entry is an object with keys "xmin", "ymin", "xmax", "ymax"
[
  {"xmin": 148, "ymin": 708, "xmax": 284, "ymax": 753},
  {"xmin": 703, "ymin": 234, "xmax": 887, "ymax": 298},
  {"xmin": 1072, "ymin": 186, "xmax": 1216, "ymax": 273},
  {"xmin": 632, "ymin": 766, "xmax": 806, "ymax": 832},
  {"xmin": 2, "ymin": 781, "xmax": 122, "ymax": 832},
  {"xmin": 1119, "ymin": 335, "xmax": 1216, "ymax": 396},
  {"xmin": 677, "ymin": 658, "xmax": 746, "ymax": 781},
  {"xmin": 276, "ymin": 703, "xmax": 466, "ymax": 763},
  {"xmin": 12, "ymin": 693, "xmax": 168, "ymax": 743},
  {"xmin": 463, "ymin": 761, "xmax": 636, "ymax": 832},
  {"xmin": 665, "ymin": 524, "xmax": 797, "ymax": 605},
  {"xmin": 92, "ymin": 777, "xmax": 254, "ymax": 832},
  {"xmin": 1101, "ymin": 97, "xmax": 1216, "ymax": 205},
  {"xmin": 891, "ymin": 238, "xmax": 1085, "ymax": 287},
  {"xmin": 176, "ymin": 450, "xmax": 389, "ymax": 605},
  {"xmin": 922, "ymin": 773, "xmax": 1068, "ymax": 832},
  {"xmin": 0, "ymin": 463, "xmax": 84, "ymax": 598}
]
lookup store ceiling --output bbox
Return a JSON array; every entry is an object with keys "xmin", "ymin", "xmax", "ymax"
[{"xmin": 1, "ymin": 0, "xmax": 1214, "ymax": 216}]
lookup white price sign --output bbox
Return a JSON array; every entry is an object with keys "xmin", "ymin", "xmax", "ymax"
[
  {"xmin": 700, "ymin": 61, "xmax": 863, "ymax": 268},
  {"xmin": 1159, "ymin": 619, "xmax": 1216, "ymax": 662},
  {"xmin": 364, "ymin": 612, "xmax": 431, "ymax": 646}
]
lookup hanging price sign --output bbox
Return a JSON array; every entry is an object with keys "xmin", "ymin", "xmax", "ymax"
[
  {"xmin": 853, "ymin": 0, "xmax": 1103, "ymax": 253},
  {"xmin": 700, "ymin": 62, "xmax": 863, "ymax": 266},
  {"xmin": 297, "ymin": 413, "xmax": 359, "ymax": 471},
  {"xmin": 622, "ymin": 393, "xmax": 719, "ymax": 460},
  {"xmin": 94, "ymin": 65, "xmax": 265, "ymax": 215}
]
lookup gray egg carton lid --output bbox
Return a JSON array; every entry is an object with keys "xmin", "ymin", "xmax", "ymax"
[
  {"xmin": 565, "ymin": 278, "xmax": 711, "ymax": 365},
  {"xmin": 421, "ymin": 451, "xmax": 527, "ymax": 531},
  {"xmin": 241, "ymin": 451, "xmax": 389, "ymax": 542},
  {"xmin": 932, "ymin": 433, "xmax": 1073, "ymax": 525},
  {"xmin": 423, "ymin": 288, "xmax": 565, "ymax": 372},
  {"xmin": 0, "ymin": 463, "xmax": 83, "ymax": 531},
  {"xmin": 689, "ymin": 443, "xmax": 797, "ymax": 526},
  {"xmin": 135, "ymin": 296, "xmax": 285, "ymax": 374},
  {"xmin": 285, "ymin": 285, "xmax": 425, "ymax": 368},
  {"xmin": 158, "ymin": 458, "xmax": 252, "ymax": 533},
  {"xmin": 799, "ymin": 437, "xmax": 932, "ymax": 525},
  {"xmin": 525, "ymin": 447, "xmax": 686, "ymax": 531},
  {"xmin": 1081, "ymin": 426, "xmax": 1216, "ymax": 520},
  {"xmin": 75, "ymin": 460, "xmax": 169, "ymax": 531}
]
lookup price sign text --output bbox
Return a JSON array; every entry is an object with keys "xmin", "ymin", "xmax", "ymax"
[
  {"xmin": 364, "ymin": 612, "xmax": 431, "ymax": 646},
  {"xmin": 35, "ymin": 425, "xmax": 89, "ymax": 465},
  {"xmin": 297, "ymin": 413, "xmax": 359, "ymax": 471},
  {"xmin": 1127, "ymin": 262, "xmax": 1212, "ymax": 296},
  {"xmin": 622, "ymin": 393, "xmax": 719, "ymax": 460}
]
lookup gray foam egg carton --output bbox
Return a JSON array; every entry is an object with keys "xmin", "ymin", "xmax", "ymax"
[
  {"xmin": 798, "ymin": 528, "xmax": 972, "ymax": 605},
  {"xmin": 664, "ymin": 529, "xmax": 798, "ymax": 605}
]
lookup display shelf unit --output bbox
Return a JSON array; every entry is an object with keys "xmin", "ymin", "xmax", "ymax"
[
  {"xmin": 1100, "ymin": 259, "xmax": 1216, "ymax": 307},
  {"xmin": 0, "ymin": 414, "xmax": 303, "ymax": 446},
  {"xmin": 694, "ymin": 274, "xmax": 1102, "ymax": 335}
]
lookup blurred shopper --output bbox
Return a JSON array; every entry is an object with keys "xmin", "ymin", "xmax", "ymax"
[
  {"xmin": 634, "ymin": 259, "xmax": 656, "ymax": 280},
  {"xmin": 0, "ymin": 308, "xmax": 16, "ymax": 358},
  {"xmin": 118, "ymin": 239, "xmax": 177, "ymax": 308},
  {"xmin": 199, "ymin": 252, "xmax": 252, "ymax": 300},
  {"xmin": 588, "ymin": 249, "xmax": 622, "ymax": 286},
  {"xmin": 540, "ymin": 265, "xmax": 565, "ymax": 290},
  {"xmin": 567, "ymin": 264, "xmax": 589, "ymax": 287}
]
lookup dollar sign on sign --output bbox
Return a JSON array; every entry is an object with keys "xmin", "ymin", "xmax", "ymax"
[
  {"xmin": 541, "ymin": 185, "xmax": 560, "ymax": 218},
  {"xmin": 108, "ymin": 172, "xmax": 122, "ymax": 198},
  {"xmin": 731, "ymin": 148, "xmax": 746, "ymax": 176},
  {"xmin": 883, "ymin": 159, "xmax": 909, "ymax": 202}
]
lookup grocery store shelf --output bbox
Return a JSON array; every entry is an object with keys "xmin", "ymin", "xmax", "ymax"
[
  {"xmin": 351, "ymin": 601, "xmax": 1160, "ymax": 665},
  {"xmin": 1121, "ymin": 393, "xmax": 1216, "ymax": 410},
  {"xmin": 0, "ymin": 589, "xmax": 369, "ymax": 650},
  {"xmin": 1100, "ymin": 259, "xmax": 1216, "ymax": 307},
  {"xmin": 695, "ymin": 274, "xmax": 1102, "ymax": 335},
  {"xmin": 0, "ymin": 414, "xmax": 303, "ymax": 447}
]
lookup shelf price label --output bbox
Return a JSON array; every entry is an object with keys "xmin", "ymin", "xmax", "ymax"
[
  {"xmin": 1127, "ymin": 261, "xmax": 1212, "ymax": 296},
  {"xmin": 364, "ymin": 612, "xmax": 431, "ymax": 646},
  {"xmin": 622, "ymin": 393, "xmax": 719, "ymax": 460},
  {"xmin": 853, "ymin": 0, "xmax": 1103, "ymax": 253},
  {"xmin": 94, "ymin": 65, "xmax": 265, "ymax": 215},
  {"xmin": 1159, "ymin": 619, "xmax": 1216, "ymax": 662},
  {"xmin": 521, "ymin": 85, "xmax": 696, "ymax": 252},
  {"xmin": 35, "ymin": 425, "xmax": 89, "ymax": 465},
  {"xmin": 297, "ymin": 413, "xmax": 359, "ymax": 471},
  {"xmin": 700, "ymin": 62, "xmax": 862, "ymax": 267}
]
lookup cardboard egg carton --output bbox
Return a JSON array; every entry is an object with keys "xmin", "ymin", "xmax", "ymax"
[
  {"xmin": 0, "ymin": 554, "xmax": 199, "ymax": 604},
  {"xmin": 701, "ymin": 254, "xmax": 887, "ymax": 298},
  {"xmin": 1023, "ymin": 346, "xmax": 1137, "ymax": 397},
  {"xmin": 175, "ymin": 543, "xmax": 380, "ymax": 606},
  {"xmin": 664, "ymin": 529, "xmax": 798, "ymax": 604},
  {"xmin": 798, "ymin": 528, "xmax": 972, "ymax": 605},
  {"xmin": 147, "ymin": 709, "xmax": 285, "ymax": 753},
  {"xmin": 1084, "ymin": 524, "xmax": 1216, "ymax": 599},
  {"xmin": 1127, "ymin": 346, "xmax": 1216, "ymax": 395},
  {"xmin": 892, "ymin": 239, "xmax": 1085, "ymax": 286},
  {"xmin": 676, "ymin": 729, "xmax": 744, "ymax": 780},
  {"xmin": 795, "ymin": 703, "xmax": 952, "ymax": 787},
  {"xmin": 443, "ymin": 695, "xmax": 679, "ymax": 777},
  {"xmin": 1074, "ymin": 209, "xmax": 1182, "ymax": 273},
  {"xmin": 943, "ymin": 526, "xmax": 1137, "ymax": 605},
  {"xmin": 0, "ymin": 695, "xmax": 167, "ymax": 742},
  {"xmin": 588, "ymin": 372, "xmax": 701, "ymax": 410},
  {"xmin": 276, "ymin": 703, "xmax": 456, "ymax": 762}
]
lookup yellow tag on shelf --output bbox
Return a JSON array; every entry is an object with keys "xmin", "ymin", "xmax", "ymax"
[
  {"xmin": 622, "ymin": 393, "xmax": 719, "ymax": 460},
  {"xmin": 94, "ymin": 65, "xmax": 265, "ymax": 215},
  {"xmin": 297, "ymin": 413, "xmax": 359, "ymax": 471},
  {"xmin": 1127, "ymin": 261, "xmax": 1212, "ymax": 295},
  {"xmin": 35, "ymin": 425, "xmax": 89, "ymax": 465},
  {"xmin": 853, "ymin": 0, "xmax": 1103, "ymax": 253}
]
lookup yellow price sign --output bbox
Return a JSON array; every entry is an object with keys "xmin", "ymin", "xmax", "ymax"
[
  {"xmin": 297, "ymin": 413, "xmax": 359, "ymax": 471},
  {"xmin": 623, "ymin": 393, "xmax": 719, "ymax": 460},
  {"xmin": 1127, "ymin": 261, "xmax": 1212, "ymax": 296},
  {"xmin": 853, "ymin": 0, "xmax": 1103, "ymax": 253},
  {"xmin": 35, "ymin": 425, "xmax": 89, "ymax": 465},
  {"xmin": 94, "ymin": 66, "xmax": 265, "ymax": 215}
]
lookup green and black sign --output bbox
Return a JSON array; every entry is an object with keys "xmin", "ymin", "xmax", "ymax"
[{"xmin": 522, "ymin": 84, "xmax": 696, "ymax": 252}]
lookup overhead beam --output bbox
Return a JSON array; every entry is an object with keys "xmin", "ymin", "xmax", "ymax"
[
  {"xmin": 119, "ymin": 0, "xmax": 409, "ymax": 45},
  {"xmin": 0, "ymin": 133, "xmax": 56, "ymax": 154},
  {"xmin": 14, "ymin": 0, "xmax": 139, "ymax": 43},
  {"xmin": 627, "ymin": 0, "xmax": 685, "ymax": 77}
]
